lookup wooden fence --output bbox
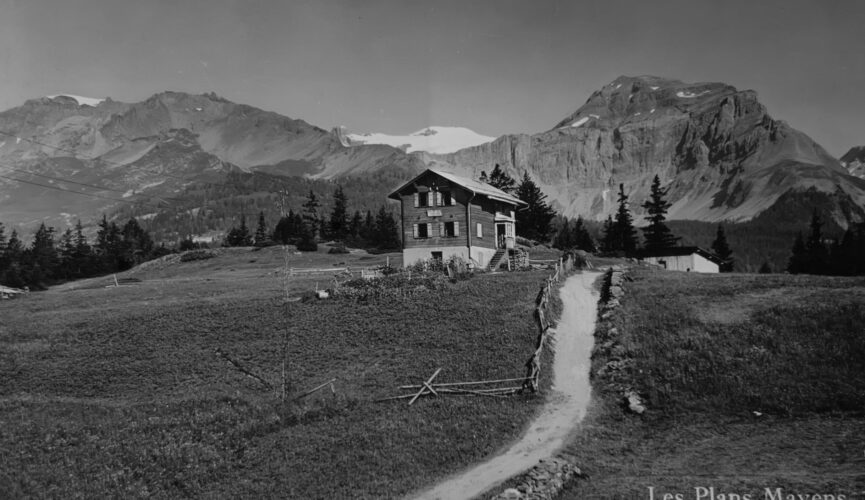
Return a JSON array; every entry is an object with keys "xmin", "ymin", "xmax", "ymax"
[{"xmin": 522, "ymin": 252, "xmax": 582, "ymax": 392}]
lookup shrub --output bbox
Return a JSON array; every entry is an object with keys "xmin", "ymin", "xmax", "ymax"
[
  {"xmin": 180, "ymin": 250, "xmax": 217, "ymax": 262},
  {"xmin": 332, "ymin": 271, "xmax": 449, "ymax": 301},
  {"xmin": 328, "ymin": 244, "xmax": 349, "ymax": 254}
]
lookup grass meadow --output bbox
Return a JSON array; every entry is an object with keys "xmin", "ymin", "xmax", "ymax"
[
  {"xmin": 559, "ymin": 269, "xmax": 865, "ymax": 499},
  {"xmin": 0, "ymin": 246, "xmax": 556, "ymax": 498}
]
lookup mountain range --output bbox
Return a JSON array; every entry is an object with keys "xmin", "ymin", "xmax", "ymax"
[{"xmin": 1, "ymin": 76, "xmax": 863, "ymax": 242}]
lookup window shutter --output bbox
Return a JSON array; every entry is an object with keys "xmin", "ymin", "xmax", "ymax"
[
  {"xmin": 454, "ymin": 221, "xmax": 460, "ymax": 236},
  {"xmin": 439, "ymin": 222, "xmax": 445, "ymax": 237},
  {"xmin": 477, "ymin": 223, "xmax": 482, "ymax": 238},
  {"xmin": 450, "ymin": 195, "xmax": 456, "ymax": 206},
  {"xmin": 436, "ymin": 192, "xmax": 442, "ymax": 207},
  {"xmin": 413, "ymin": 223, "xmax": 419, "ymax": 238},
  {"xmin": 414, "ymin": 193, "xmax": 419, "ymax": 208}
]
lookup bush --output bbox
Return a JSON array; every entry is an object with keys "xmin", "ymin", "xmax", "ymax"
[
  {"xmin": 180, "ymin": 250, "xmax": 217, "ymax": 262},
  {"xmin": 328, "ymin": 244, "xmax": 349, "ymax": 254},
  {"xmin": 332, "ymin": 271, "xmax": 449, "ymax": 301}
]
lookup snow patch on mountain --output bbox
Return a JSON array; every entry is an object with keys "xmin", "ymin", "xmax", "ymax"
[
  {"xmin": 570, "ymin": 117, "xmax": 589, "ymax": 128},
  {"xmin": 345, "ymin": 126, "xmax": 494, "ymax": 154},
  {"xmin": 47, "ymin": 94, "xmax": 106, "ymax": 107},
  {"xmin": 676, "ymin": 90, "xmax": 711, "ymax": 99}
]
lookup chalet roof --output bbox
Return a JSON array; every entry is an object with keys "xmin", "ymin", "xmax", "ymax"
[
  {"xmin": 388, "ymin": 169, "xmax": 527, "ymax": 206},
  {"xmin": 638, "ymin": 246, "xmax": 725, "ymax": 264}
]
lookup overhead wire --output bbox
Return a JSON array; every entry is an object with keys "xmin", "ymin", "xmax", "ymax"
[{"xmin": 0, "ymin": 171, "xmax": 172, "ymax": 210}]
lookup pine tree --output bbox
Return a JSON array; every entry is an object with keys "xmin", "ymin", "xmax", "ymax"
[
  {"xmin": 348, "ymin": 210, "xmax": 363, "ymax": 245},
  {"xmin": 787, "ymin": 232, "xmax": 807, "ymax": 274},
  {"xmin": 604, "ymin": 184, "xmax": 638, "ymax": 255},
  {"xmin": 487, "ymin": 164, "xmax": 517, "ymax": 193},
  {"xmin": 374, "ymin": 206, "xmax": 400, "ymax": 250},
  {"xmin": 0, "ymin": 229, "xmax": 25, "ymax": 288},
  {"xmin": 29, "ymin": 223, "xmax": 59, "ymax": 283},
  {"xmin": 601, "ymin": 215, "xmax": 614, "ymax": 253},
  {"xmin": 328, "ymin": 186, "xmax": 349, "ymax": 241},
  {"xmin": 59, "ymin": 228, "xmax": 77, "ymax": 280},
  {"xmin": 571, "ymin": 216, "xmax": 597, "ymax": 253},
  {"xmin": 758, "ymin": 261, "xmax": 772, "ymax": 274},
  {"xmin": 641, "ymin": 175, "xmax": 679, "ymax": 252},
  {"xmin": 225, "ymin": 215, "xmax": 253, "ymax": 247},
  {"xmin": 73, "ymin": 220, "xmax": 92, "ymax": 276},
  {"xmin": 553, "ymin": 218, "xmax": 572, "ymax": 250},
  {"xmin": 804, "ymin": 208, "xmax": 828, "ymax": 274},
  {"xmin": 361, "ymin": 210, "xmax": 375, "ymax": 246},
  {"xmin": 301, "ymin": 190, "xmax": 320, "ymax": 240},
  {"xmin": 253, "ymin": 211, "xmax": 271, "ymax": 247},
  {"xmin": 711, "ymin": 224, "xmax": 734, "ymax": 272},
  {"xmin": 120, "ymin": 218, "xmax": 154, "ymax": 269},
  {"xmin": 516, "ymin": 171, "xmax": 556, "ymax": 242},
  {"xmin": 0, "ymin": 222, "xmax": 7, "ymax": 272},
  {"xmin": 478, "ymin": 171, "xmax": 489, "ymax": 183}
]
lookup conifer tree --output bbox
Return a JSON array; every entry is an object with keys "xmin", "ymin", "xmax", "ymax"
[
  {"xmin": 641, "ymin": 175, "xmax": 679, "ymax": 252},
  {"xmin": 348, "ymin": 210, "xmax": 363, "ymax": 244},
  {"xmin": 603, "ymin": 184, "xmax": 638, "ymax": 255},
  {"xmin": 711, "ymin": 224, "xmax": 734, "ymax": 272},
  {"xmin": 301, "ymin": 189, "xmax": 320, "ymax": 240},
  {"xmin": 29, "ymin": 223, "xmax": 59, "ymax": 283},
  {"xmin": 225, "ymin": 215, "xmax": 253, "ymax": 247},
  {"xmin": 553, "ymin": 218, "xmax": 572, "ymax": 250},
  {"xmin": 374, "ymin": 206, "xmax": 400, "ymax": 250},
  {"xmin": 571, "ymin": 216, "xmax": 597, "ymax": 253},
  {"xmin": 515, "ymin": 171, "xmax": 556, "ymax": 242},
  {"xmin": 253, "ymin": 211, "xmax": 271, "ymax": 247},
  {"xmin": 804, "ymin": 208, "xmax": 828, "ymax": 274},
  {"xmin": 478, "ymin": 171, "xmax": 489, "ymax": 183},
  {"xmin": 328, "ymin": 186, "xmax": 349, "ymax": 241},
  {"xmin": 487, "ymin": 164, "xmax": 517, "ymax": 193},
  {"xmin": 787, "ymin": 232, "xmax": 807, "ymax": 274}
]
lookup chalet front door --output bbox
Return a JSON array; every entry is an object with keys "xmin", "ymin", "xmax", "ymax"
[{"xmin": 496, "ymin": 223, "xmax": 507, "ymax": 248}]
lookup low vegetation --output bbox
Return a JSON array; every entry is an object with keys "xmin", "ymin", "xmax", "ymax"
[
  {"xmin": 0, "ymin": 249, "xmax": 554, "ymax": 498},
  {"xmin": 559, "ymin": 269, "xmax": 865, "ymax": 498}
]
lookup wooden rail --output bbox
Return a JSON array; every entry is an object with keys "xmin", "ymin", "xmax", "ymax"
[{"xmin": 522, "ymin": 252, "xmax": 581, "ymax": 392}]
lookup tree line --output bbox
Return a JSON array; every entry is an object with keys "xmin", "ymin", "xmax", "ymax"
[
  {"xmin": 482, "ymin": 166, "xmax": 735, "ymax": 271},
  {"xmin": 218, "ymin": 186, "xmax": 401, "ymax": 252},
  {"xmin": 0, "ymin": 217, "xmax": 168, "ymax": 289},
  {"xmin": 787, "ymin": 209, "xmax": 865, "ymax": 275}
]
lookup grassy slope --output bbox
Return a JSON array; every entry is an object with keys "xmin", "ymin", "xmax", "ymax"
[
  {"xmin": 0, "ymin": 248, "xmax": 552, "ymax": 498},
  {"xmin": 560, "ymin": 270, "xmax": 865, "ymax": 499}
]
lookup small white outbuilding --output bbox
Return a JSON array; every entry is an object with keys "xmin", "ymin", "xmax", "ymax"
[{"xmin": 639, "ymin": 246, "xmax": 723, "ymax": 273}]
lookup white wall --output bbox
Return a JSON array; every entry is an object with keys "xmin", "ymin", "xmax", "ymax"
[
  {"xmin": 643, "ymin": 254, "xmax": 719, "ymax": 273},
  {"xmin": 403, "ymin": 245, "xmax": 496, "ymax": 269}
]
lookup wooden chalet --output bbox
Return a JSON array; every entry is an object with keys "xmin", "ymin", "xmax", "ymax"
[{"xmin": 387, "ymin": 169, "xmax": 527, "ymax": 269}]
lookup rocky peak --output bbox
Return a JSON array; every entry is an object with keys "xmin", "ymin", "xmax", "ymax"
[
  {"xmin": 841, "ymin": 146, "xmax": 865, "ymax": 179},
  {"xmin": 431, "ymin": 75, "xmax": 863, "ymax": 224}
]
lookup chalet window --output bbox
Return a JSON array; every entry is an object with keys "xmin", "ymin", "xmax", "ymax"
[
  {"xmin": 413, "ymin": 223, "xmax": 430, "ymax": 238},
  {"xmin": 476, "ymin": 223, "xmax": 483, "ymax": 238},
  {"xmin": 441, "ymin": 191, "xmax": 454, "ymax": 206},
  {"xmin": 431, "ymin": 251, "xmax": 443, "ymax": 262},
  {"xmin": 416, "ymin": 192, "xmax": 430, "ymax": 207},
  {"xmin": 444, "ymin": 221, "xmax": 456, "ymax": 237}
]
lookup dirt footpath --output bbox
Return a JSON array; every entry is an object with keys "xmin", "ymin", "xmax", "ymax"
[{"xmin": 411, "ymin": 271, "xmax": 601, "ymax": 500}]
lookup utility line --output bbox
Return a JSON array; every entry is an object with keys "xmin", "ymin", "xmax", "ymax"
[
  {"xmin": 0, "ymin": 172, "xmax": 170, "ymax": 210},
  {"xmin": 5, "ymin": 166, "xmax": 182, "ymax": 202}
]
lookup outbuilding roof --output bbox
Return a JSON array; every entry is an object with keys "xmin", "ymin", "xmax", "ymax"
[
  {"xmin": 638, "ymin": 246, "xmax": 725, "ymax": 264},
  {"xmin": 387, "ymin": 168, "xmax": 527, "ymax": 206}
]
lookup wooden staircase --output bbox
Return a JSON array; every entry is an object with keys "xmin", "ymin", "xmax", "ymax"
[{"xmin": 487, "ymin": 248, "xmax": 509, "ymax": 272}]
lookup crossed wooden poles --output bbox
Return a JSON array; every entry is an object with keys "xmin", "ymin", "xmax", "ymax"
[{"xmin": 379, "ymin": 368, "xmax": 525, "ymax": 405}]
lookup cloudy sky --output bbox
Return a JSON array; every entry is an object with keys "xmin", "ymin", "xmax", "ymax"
[{"xmin": 1, "ymin": 0, "xmax": 862, "ymax": 155}]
